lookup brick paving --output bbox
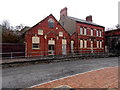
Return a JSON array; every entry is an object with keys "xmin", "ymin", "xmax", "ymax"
[{"xmin": 31, "ymin": 66, "xmax": 118, "ymax": 88}]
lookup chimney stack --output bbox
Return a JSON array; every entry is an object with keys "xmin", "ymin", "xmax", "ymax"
[
  {"xmin": 60, "ymin": 7, "xmax": 67, "ymax": 19},
  {"xmin": 86, "ymin": 15, "xmax": 92, "ymax": 22}
]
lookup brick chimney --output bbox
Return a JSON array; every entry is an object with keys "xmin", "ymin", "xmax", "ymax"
[
  {"xmin": 86, "ymin": 15, "xmax": 92, "ymax": 22},
  {"xmin": 60, "ymin": 7, "xmax": 67, "ymax": 19}
]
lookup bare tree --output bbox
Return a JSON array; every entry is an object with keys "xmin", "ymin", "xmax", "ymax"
[
  {"xmin": 116, "ymin": 24, "xmax": 120, "ymax": 29},
  {"xmin": 15, "ymin": 24, "xmax": 25, "ymax": 31},
  {"xmin": 2, "ymin": 20, "xmax": 10, "ymax": 31}
]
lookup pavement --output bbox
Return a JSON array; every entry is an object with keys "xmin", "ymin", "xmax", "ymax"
[
  {"xmin": 31, "ymin": 66, "xmax": 118, "ymax": 88},
  {"xmin": 2, "ymin": 57, "xmax": 119, "ymax": 88}
]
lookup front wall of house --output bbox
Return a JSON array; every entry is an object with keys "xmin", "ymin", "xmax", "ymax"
[
  {"xmin": 25, "ymin": 15, "xmax": 70, "ymax": 56},
  {"xmin": 71, "ymin": 22, "xmax": 105, "ymax": 53}
]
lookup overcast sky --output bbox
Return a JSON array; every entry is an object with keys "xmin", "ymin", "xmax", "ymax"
[{"xmin": 0, "ymin": 0, "xmax": 119, "ymax": 30}]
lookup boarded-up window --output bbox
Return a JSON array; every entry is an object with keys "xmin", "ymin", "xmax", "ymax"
[
  {"xmin": 32, "ymin": 36, "xmax": 40, "ymax": 49},
  {"xmin": 80, "ymin": 27, "xmax": 83, "ymax": 34},
  {"xmin": 84, "ymin": 40, "xmax": 87, "ymax": 48},
  {"xmin": 96, "ymin": 30, "xmax": 99, "ymax": 36},
  {"xmin": 84, "ymin": 28, "xmax": 87, "ymax": 35},
  {"xmin": 32, "ymin": 36, "xmax": 39, "ymax": 43},
  {"xmin": 100, "ymin": 41, "xmax": 102, "ymax": 48},
  {"xmin": 91, "ymin": 41, "xmax": 93, "ymax": 48},
  {"xmin": 59, "ymin": 32, "xmax": 63, "ymax": 37},
  {"xmin": 62, "ymin": 39, "xmax": 67, "ymax": 45},
  {"xmin": 91, "ymin": 29, "xmax": 93, "ymax": 36},
  {"xmin": 48, "ymin": 39, "xmax": 55, "ymax": 45},
  {"xmin": 80, "ymin": 40, "xmax": 83, "ymax": 48},
  {"xmin": 97, "ymin": 41, "xmax": 99, "ymax": 48},
  {"xmin": 99, "ymin": 30, "xmax": 102, "ymax": 37},
  {"xmin": 71, "ymin": 40, "xmax": 74, "ymax": 53},
  {"xmin": 38, "ymin": 29, "xmax": 43, "ymax": 35}
]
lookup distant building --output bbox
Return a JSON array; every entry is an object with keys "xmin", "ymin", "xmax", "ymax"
[
  {"xmin": 105, "ymin": 29, "xmax": 120, "ymax": 54},
  {"xmin": 25, "ymin": 14, "xmax": 70, "ymax": 56},
  {"xmin": 59, "ymin": 7, "xmax": 105, "ymax": 53},
  {"xmin": 19, "ymin": 26, "xmax": 30, "ymax": 43}
]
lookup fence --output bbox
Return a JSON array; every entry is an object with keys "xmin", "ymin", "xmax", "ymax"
[
  {"xmin": 1, "ymin": 50, "xmax": 117, "ymax": 60},
  {"xmin": 1, "ymin": 43, "xmax": 25, "ymax": 58}
]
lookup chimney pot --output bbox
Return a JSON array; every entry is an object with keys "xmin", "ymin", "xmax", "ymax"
[{"xmin": 86, "ymin": 15, "xmax": 92, "ymax": 22}]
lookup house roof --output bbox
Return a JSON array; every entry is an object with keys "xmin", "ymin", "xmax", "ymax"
[
  {"xmin": 105, "ymin": 29, "xmax": 120, "ymax": 36},
  {"xmin": 26, "ymin": 14, "xmax": 70, "ymax": 36},
  {"xmin": 68, "ymin": 16, "xmax": 104, "ymax": 28}
]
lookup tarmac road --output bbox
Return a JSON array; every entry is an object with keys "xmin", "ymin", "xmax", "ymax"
[{"xmin": 2, "ymin": 57, "xmax": 119, "ymax": 88}]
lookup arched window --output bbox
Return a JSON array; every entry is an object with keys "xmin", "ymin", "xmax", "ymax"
[{"xmin": 48, "ymin": 18, "xmax": 54, "ymax": 28}]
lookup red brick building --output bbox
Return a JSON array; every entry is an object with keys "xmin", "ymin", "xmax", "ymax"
[
  {"xmin": 59, "ymin": 7, "xmax": 105, "ymax": 53},
  {"xmin": 105, "ymin": 29, "xmax": 120, "ymax": 54},
  {"xmin": 25, "ymin": 8, "xmax": 105, "ymax": 57},
  {"xmin": 25, "ymin": 14, "xmax": 70, "ymax": 56}
]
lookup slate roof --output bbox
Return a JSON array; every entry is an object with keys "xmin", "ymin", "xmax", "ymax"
[{"xmin": 68, "ymin": 16, "xmax": 104, "ymax": 28}]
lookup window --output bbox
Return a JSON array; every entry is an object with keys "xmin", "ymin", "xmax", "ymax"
[
  {"xmin": 38, "ymin": 29, "xmax": 43, "ymax": 35},
  {"xmin": 59, "ymin": 32, "xmax": 63, "ymax": 37},
  {"xmin": 48, "ymin": 18, "xmax": 54, "ymax": 28},
  {"xmin": 91, "ymin": 41, "xmax": 93, "ymax": 48},
  {"xmin": 84, "ymin": 28, "xmax": 87, "ymax": 35},
  {"xmin": 32, "ymin": 43, "xmax": 39, "ymax": 49},
  {"xmin": 49, "ymin": 45, "xmax": 54, "ymax": 50},
  {"xmin": 32, "ymin": 36, "xmax": 39, "ymax": 43},
  {"xmin": 100, "ymin": 41, "xmax": 102, "ymax": 48},
  {"xmin": 96, "ymin": 30, "xmax": 99, "ymax": 36},
  {"xmin": 97, "ymin": 41, "xmax": 99, "ymax": 48},
  {"xmin": 32, "ymin": 36, "xmax": 40, "ymax": 49},
  {"xmin": 91, "ymin": 29, "xmax": 93, "ymax": 36},
  {"xmin": 62, "ymin": 39, "xmax": 67, "ymax": 45},
  {"xmin": 48, "ymin": 39, "xmax": 55, "ymax": 45},
  {"xmin": 80, "ymin": 27, "xmax": 83, "ymax": 34},
  {"xmin": 71, "ymin": 40, "xmax": 74, "ymax": 53},
  {"xmin": 62, "ymin": 22, "xmax": 64, "ymax": 26},
  {"xmin": 84, "ymin": 40, "xmax": 87, "ymax": 48},
  {"xmin": 80, "ymin": 40, "xmax": 83, "ymax": 48},
  {"xmin": 99, "ymin": 30, "xmax": 102, "ymax": 37}
]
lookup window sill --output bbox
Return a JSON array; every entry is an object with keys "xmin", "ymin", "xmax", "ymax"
[{"xmin": 32, "ymin": 48, "xmax": 40, "ymax": 50}]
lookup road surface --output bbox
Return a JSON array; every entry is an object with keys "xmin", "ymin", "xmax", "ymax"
[{"xmin": 2, "ymin": 57, "xmax": 118, "ymax": 88}]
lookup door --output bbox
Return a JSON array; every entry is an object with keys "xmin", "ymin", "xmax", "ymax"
[
  {"xmin": 62, "ymin": 39, "xmax": 67, "ymax": 55},
  {"xmin": 62, "ymin": 44, "xmax": 66, "ymax": 55}
]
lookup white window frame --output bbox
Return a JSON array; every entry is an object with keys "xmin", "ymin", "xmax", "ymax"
[
  {"xmin": 32, "ymin": 43, "xmax": 39, "ymax": 49},
  {"xmin": 32, "ymin": 36, "xmax": 40, "ymax": 49}
]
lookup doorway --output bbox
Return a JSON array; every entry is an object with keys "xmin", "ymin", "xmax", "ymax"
[
  {"xmin": 71, "ymin": 40, "xmax": 74, "ymax": 53},
  {"xmin": 62, "ymin": 44, "xmax": 66, "ymax": 55},
  {"xmin": 62, "ymin": 39, "xmax": 67, "ymax": 55},
  {"xmin": 48, "ymin": 45, "xmax": 55, "ymax": 55},
  {"xmin": 48, "ymin": 38, "xmax": 55, "ymax": 55}
]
